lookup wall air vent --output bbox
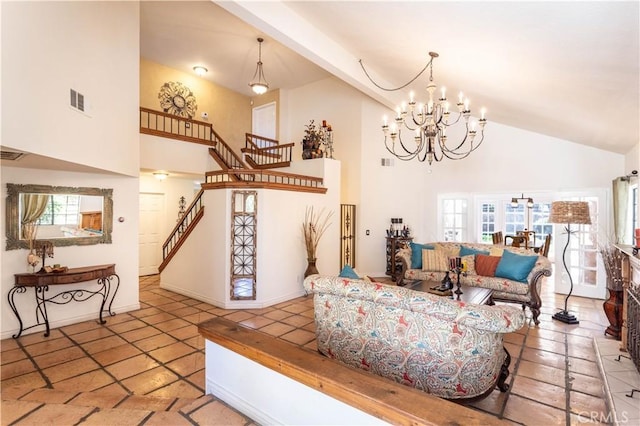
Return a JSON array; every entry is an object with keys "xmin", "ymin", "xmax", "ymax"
[
  {"xmin": 1, "ymin": 151, "xmax": 26, "ymax": 161},
  {"xmin": 381, "ymin": 158, "xmax": 394, "ymax": 167},
  {"xmin": 70, "ymin": 88, "xmax": 85, "ymax": 112}
]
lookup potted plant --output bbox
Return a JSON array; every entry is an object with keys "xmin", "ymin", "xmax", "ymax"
[
  {"xmin": 301, "ymin": 120, "xmax": 324, "ymax": 159},
  {"xmin": 600, "ymin": 243, "xmax": 624, "ymax": 339}
]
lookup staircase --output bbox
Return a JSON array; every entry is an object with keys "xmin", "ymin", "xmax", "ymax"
[
  {"xmin": 140, "ymin": 107, "xmax": 326, "ymax": 272},
  {"xmin": 1, "ymin": 387, "xmax": 253, "ymax": 424}
]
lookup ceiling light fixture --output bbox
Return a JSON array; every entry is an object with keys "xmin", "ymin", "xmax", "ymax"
[
  {"xmin": 361, "ymin": 51, "xmax": 487, "ymax": 165},
  {"xmin": 193, "ymin": 66, "xmax": 208, "ymax": 76},
  {"xmin": 153, "ymin": 172, "xmax": 169, "ymax": 181},
  {"xmin": 249, "ymin": 37, "xmax": 269, "ymax": 95}
]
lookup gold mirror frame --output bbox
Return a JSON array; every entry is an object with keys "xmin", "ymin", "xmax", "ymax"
[{"xmin": 5, "ymin": 183, "xmax": 113, "ymax": 250}]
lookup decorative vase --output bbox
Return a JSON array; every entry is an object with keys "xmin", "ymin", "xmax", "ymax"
[
  {"xmin": 27, "ymin": 250, "xmax": 39, "ymax": 273},
  {"xmin": 603, "ymin": 288, "xmax": 624, "ymax": 340},
  {"xmin": 304, "ymin": 258, "xmax": 319, "ymax": 277}
]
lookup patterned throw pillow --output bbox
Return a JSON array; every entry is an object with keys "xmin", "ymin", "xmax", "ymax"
[
  {"xmin": 490, "ymin": 247, "xmax": 504, "ymax": 257},
  {"xmin": 475, "ymin": 254, "xmax": 502, "ymax": 277},
  {"xmin": 461, "ymin": 254, "xmax": 476, "ymax": 275},
  {"xmin": 422, "ymin": 248, "xmax": 449, "ymax": 272}
]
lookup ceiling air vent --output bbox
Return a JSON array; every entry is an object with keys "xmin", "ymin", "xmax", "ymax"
[{"xmin": 1, "ymin": 151, "xmax": 26, "ymax": 161}]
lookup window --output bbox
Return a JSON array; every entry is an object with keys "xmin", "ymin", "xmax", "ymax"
[
  {"xmin": 479, "ymin": 202, "xmax": 497, "ymax": 243},
  {"xmin": 230, "ymin": 191, "xmax": 257, "ymax": 300},
  {"xmin": 37, "ymin": 195, "xmax": 80, "ymax": 226},
  {"xmin": 442, "ymin": 199, "xmax": 467, "ymax": 242},
  {"xmin": 631, "ymin": 185, "xmax": 638, "ymax": 244}
]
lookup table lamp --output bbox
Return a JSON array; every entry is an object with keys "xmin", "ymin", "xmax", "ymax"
[{"xmin": 548, "ymin": 201, "xmax": 591, "ymax": 324}]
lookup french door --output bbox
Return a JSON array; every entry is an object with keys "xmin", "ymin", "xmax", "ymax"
[{"xmin": 553, "ymin": 193, "xmax": 606, "ymax": 299}]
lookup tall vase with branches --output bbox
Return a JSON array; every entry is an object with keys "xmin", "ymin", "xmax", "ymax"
[
  {"xmin": 302, "ymin": 206, "xmax": 333, "ymax": 277},
  {"xmin": 600, "ymin": 243, "xmax": 625, "ymax": 339}
]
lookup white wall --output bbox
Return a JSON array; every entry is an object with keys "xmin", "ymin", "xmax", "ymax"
[
  {"xmin": 1, "ymin": 2, "xmax": 140, "ymax": 177},
  {"xmin": 1, "ymin": 167, "xmax": 140, "ymax": 339},
  {"xmin": 283, "ymin": 77, "xmax": 363, "ymax": 204},
  {"xmin": 161, "ymin": 159, "xmax": 340, "ymax": 308},
  {"xmin": 0, "ymin": 2, "xmax": 141, "ymax": 338},
  {"xmin": 140, "ymin": 134, "xmax": 218, "ymax": 176}
]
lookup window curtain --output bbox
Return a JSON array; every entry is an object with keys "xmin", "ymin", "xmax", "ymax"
[
  {"xmin": 612, "ymin": 177, "xmax": 629, "ymax": 244},
  {"xmin": 20, "ymin": 193, "xmax": 49, "ymax": 240}
]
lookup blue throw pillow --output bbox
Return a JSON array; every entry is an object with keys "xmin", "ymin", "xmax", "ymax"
[
  {"xmin": 495, "ymin": 250, "xmax": 538, "ymax": 283},
  {"xmin": 339, "ymin": 265, "xmax": 360, "ymax": 279},
  {"xmin": 459, "ymin": 245, "xmax": 490, "ymax": 257},
  {"xmin": 410, "ymin": 242, "xmax": 434, "ymax": 269}
]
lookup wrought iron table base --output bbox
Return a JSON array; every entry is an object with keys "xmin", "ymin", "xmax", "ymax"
[{"xmin": 8, "ymin": 274, "xmax": 119, "ymax": 338}]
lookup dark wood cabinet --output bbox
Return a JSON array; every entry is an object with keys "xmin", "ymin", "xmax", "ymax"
[{"xmin": 385, "ymin": 236, "xmax": 412, "ymax": 282}]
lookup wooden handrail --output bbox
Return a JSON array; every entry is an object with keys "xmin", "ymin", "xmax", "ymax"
[
  {"xmin": 160, "ymin": 189, "xmax": 205, "ymax": 272},
  {"xmin": 198, "ymin": 318, "xmax": 505, "ymax": 426},
  {"xmin": 203, "ymin": 169, "xmax": 326, "ymax": 193},
  {"xmin": 140, "ymin": 107, "xmax": 215, "ymax": 147},
  {"xmin": 246, "ymin": 132, "xmax": 279, "ymax": 146}
]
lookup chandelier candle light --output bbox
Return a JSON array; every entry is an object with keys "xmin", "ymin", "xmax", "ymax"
[{"xmin": 374, "ymin": 52, "xmax": 487, "ymax": 165}]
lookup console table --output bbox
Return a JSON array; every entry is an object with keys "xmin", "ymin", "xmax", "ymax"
[{"xmin": 9, "ymin": 264, "xmax": 119, "ymax": 338}]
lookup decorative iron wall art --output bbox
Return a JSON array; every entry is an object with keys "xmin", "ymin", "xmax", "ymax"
[{"xmin": 158, "ymin": 81, "xmax": 197, "ymax": 118}]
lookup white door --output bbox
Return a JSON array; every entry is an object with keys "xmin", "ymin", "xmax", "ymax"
[
  {"xmin": 252, "ymin": 102, "xmax": 276, "ymax": 145},
  {"xmin": 139, "ymin": 193, "xmax": 164, "ymax": 276},
  {"xmin": 554, "ymin": 192, "xmax": 607, "ymax": 299}
]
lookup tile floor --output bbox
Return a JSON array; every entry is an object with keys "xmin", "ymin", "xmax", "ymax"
[{"xmin": 0, "ymin": 274, "xmax": 633, "ymax": 425}]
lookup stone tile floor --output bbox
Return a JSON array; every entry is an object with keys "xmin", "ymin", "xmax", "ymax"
[{"xmin": 0, "ymin": 274, "xmax": 631, "ymax": 425}]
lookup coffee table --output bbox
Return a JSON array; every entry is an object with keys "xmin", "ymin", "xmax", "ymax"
[{"xmin": 407, "ymin": 280, "xmax": 493, "ymax": 305}]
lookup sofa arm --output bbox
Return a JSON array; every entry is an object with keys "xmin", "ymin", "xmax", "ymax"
[{"xmin": 395, "ymin": 246, "xmax": 411, "ymax": 285}]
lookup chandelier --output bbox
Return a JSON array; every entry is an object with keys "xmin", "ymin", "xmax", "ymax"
[
  {"xmin": 249, "ymin": 37, "xmax": 269, "ymax": 95},
  {"xmin": 363, "ymin": 52, "xmax": 487, "ymax": 165}
]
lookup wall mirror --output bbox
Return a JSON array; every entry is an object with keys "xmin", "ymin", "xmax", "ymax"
[{"xmin": 6, "ymin": 183, "xmax": 113, "ymax": 250}]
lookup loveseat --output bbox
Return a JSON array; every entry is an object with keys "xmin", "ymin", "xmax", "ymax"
[
  {"xmin": 396, "ymin": 242, "xmax": 552, "ymax": 325},
  {"xmin": 303, "ymin": 274, "xmax": 526, "ymax": 400}
]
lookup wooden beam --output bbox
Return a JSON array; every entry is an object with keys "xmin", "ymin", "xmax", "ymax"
[{"xmin": 198, "ymin": 317, "xmax": 507, "ymax": 426}]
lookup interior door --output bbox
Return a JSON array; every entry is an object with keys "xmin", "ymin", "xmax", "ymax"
[
  {"xmin": 252, "ymin": 102, "xmax": 276, "ymax": 145},
  {"xmin": 554, "ymin": 192, "xmax": 607, "ymax": 300},
  {"xmin": 139, "ymin": 193, "xmax": 164, "ymax": 276}
]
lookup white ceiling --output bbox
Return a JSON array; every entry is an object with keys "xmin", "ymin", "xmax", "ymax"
[
  {"xmin": 3, "ymin": 1, "xmax": 638, "ymax": 172},
  {"xmin": 141, "ymin": 0, "xmax": 639, "ymax": 155}
]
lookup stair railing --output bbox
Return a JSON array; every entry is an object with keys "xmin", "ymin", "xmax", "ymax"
[
  {"xmin": 209, "ymin": 129, "xmax": 246, "ymax": 170},
  {"xmin": 242, "ymin": 133, "xmax": 293, "ymax": 169},
  {"xmin": 159, "ymin": 189, "xmax": 205, "ymax": 272},
  {"xmin": 140, "ymin": 107, "xmax": 215, "ymax": 147}
]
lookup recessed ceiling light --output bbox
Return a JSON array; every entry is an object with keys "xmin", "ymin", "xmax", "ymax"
[
  {"xmin": 153, "ymin": 172, "xmax": 169, "ymax": 181},
  {"xmin": 193, "ymin": 66, "xmax": 208, "ymax": 76}
]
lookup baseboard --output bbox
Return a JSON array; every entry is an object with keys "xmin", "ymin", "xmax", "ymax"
[
  {"xmin": 0, "ymin": 303, "xmax": 140, "ymax": 340},
  {"xmin": 205, "ymin": 377, "xmax": 278, "ymax": 425},
  {"xmin": 160, "ymin": 282, "xmax": 307, "ymax": 309}
]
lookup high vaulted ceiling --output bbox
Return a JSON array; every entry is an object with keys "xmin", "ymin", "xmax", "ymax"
[{"xmin": 142, "ymin": 1, "xmax": 638, "ymax": 155}]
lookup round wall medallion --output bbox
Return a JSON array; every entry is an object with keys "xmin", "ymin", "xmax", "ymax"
[{"xmin": 158, "ymin": 81, "xmax": 197, "ymax": 118}]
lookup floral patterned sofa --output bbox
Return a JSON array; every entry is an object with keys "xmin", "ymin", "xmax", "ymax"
[
  {"xmin": 396, "ymin": 242, "xmax": 552, "ymax": 325},
  {"xmin": 302, "ymin": 275, "xmax": 526, "ymax": 400}
]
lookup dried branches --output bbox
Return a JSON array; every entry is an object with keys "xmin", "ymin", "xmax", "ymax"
[
  {"xmin": 600, "ymin": 244, "xmax": 624, "ymax": 291},
  {"xmin": 302, "ymin": 206, "xmax": 333, "ymax": 260}
]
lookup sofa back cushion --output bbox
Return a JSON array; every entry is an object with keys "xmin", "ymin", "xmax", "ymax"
[
  {"xmin": 422, "ymin": 248, "xmax": 449, "ymax": 272},
  {"xmin": 475, "ymin": 254, "xmax": 501, "ymax": 277},
  {"xmin": 410, "ymin": 242, "xmax": 434, "ymax": 269},
  {"xmin": 495, "ymin": 250, "xmax": 539, "ymax": 283},
  {"xmin": 459, "ymin": 245, "xmax": 489, "ymax": 257}
]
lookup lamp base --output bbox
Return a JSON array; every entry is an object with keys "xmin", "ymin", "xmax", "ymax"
[{"xmin": 552, "ymin": 310, "xmax": 579, "ymax": 324}]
